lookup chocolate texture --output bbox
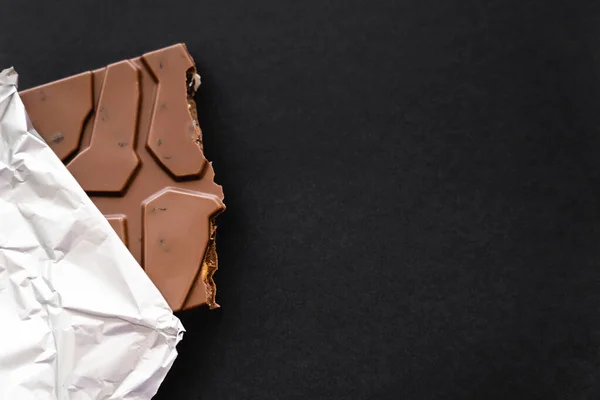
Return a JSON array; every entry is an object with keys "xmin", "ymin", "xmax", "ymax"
[{"xmin": 20, "ymin": 44, "xmax": 225, "ymax": 311}]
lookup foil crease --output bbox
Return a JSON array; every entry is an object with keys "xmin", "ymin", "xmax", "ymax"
[{"xmin": 0, "ymin": 68, "xmax": 184, "ymax": 399}]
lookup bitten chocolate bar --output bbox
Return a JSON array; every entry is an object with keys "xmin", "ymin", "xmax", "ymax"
[{"xmin": 20, "ymin": 44, "xmax": 225, "ymax": 312}]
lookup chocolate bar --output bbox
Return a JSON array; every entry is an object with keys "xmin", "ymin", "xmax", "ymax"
[{"xmin": 20, "ymin": 44, "xmax": 225, "ymax": 312}]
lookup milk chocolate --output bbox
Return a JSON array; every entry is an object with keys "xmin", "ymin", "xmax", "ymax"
[{"xmin": 20, "ymin": 44, "xmax": 225, "ymax": 311}]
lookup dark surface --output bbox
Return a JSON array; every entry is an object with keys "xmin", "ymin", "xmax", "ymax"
[{"xmin": 3, "ymin": 1, "xmax": 600, "ymax": 399}]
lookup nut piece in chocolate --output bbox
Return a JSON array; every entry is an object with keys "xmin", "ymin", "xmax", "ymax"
[{"xmin": 20, "ymin": 44, "xmax": 225, "ymax": 312}]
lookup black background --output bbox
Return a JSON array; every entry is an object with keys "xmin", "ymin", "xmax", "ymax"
[{"xmin": 3, "ymin": 1, "xmax": 600, "ymax": 399}]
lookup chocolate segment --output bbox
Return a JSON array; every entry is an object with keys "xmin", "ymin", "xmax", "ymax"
[
  {"xmin": 144, "ymin": 46, "xmax": 208, "ymax": 178},
  {"xmin": 106, "ymin": 214, "xmax": 129, "ymax": 246},
  {"xmin": 20, "ymin": 72, "xmax": 93, "ymax": 160},
  {"xmin": 68, "ymin": 61, "xmax": 141, "ymax": 194},
  {"xmin": 20, "ymin": 44, "xmax": 225, "ymax": 311},
  {"xmin": 143, "ymin": 188, "xmax": 222, "ymax": 310}
]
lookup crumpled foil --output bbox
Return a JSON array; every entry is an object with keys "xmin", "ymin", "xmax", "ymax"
[{"xmin": 0, "ymin": 68, "xmax": 184, "ymax": 399}]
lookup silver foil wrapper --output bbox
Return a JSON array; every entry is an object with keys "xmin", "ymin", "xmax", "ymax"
[{"xmin": 0, "ymin": 68, "xmax": 184, "ymax": 399}]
